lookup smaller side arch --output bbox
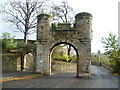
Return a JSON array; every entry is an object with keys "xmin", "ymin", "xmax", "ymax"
[
  {"xmin": 20, "ymin": 48, "xmax": 36, "ymax": 72},
  {"xmin": 23, "ymin": 53, "xmax": 34, "ymax": 71}
]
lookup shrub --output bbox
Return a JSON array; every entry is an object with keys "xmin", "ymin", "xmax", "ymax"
[
  {"xmin": 91, "ymin": 54, "xmax": 110, "ymax": 65},
  {"xmin": 52, "ymin": 53, "xmax": 69, "ymax": 62},
  {"xmin": 101, "ymin": 33, "xmax": 120, "ymax": 73},
  {"xmin": 1, "ymin": 32, "xmax": 18, "ymax": 52},
  {"xmin": 68, "ymin": 55, "xmax": 77, "ymax": 62},
  {"xmin": 109, "ymin": 49, "xmax": 120, "ymax": 73}
]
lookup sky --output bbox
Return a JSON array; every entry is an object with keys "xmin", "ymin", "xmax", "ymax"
[{"xmin": 0, "ymin": 0, "xmax": 119, "ymax": 53}]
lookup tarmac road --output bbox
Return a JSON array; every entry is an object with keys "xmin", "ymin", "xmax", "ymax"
[{"xmin": 2, "ymin": 65, "xmax": 119, "ymax": 88}]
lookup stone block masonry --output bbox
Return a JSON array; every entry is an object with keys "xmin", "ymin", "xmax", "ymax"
[
  {"xmin": 36, "ymin": 12, "xmax": 93, "ymax": 78},
  {"xmin": 2, "ymin": 53, "xmax": 21, "ymax": 72}
]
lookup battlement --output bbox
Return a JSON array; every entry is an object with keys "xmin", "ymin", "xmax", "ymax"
[
  {"xmin": 37, "ymin": 12, "xmax": 92, "ymax": 41},
  {"xmin": 51, "ymin": 23, "xmax": 73, "ymax": 30}
]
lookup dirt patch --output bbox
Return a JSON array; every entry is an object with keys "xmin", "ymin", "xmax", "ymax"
[
  {"xmin": 1, "ymin": 74, "xmax": 43, "ymax": 82},
  {"xmin": 111, "ymin": 73, "xmax": 120, "ymax": 76}
]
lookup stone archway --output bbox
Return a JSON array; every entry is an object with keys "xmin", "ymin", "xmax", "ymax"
[
  {"xmin": 49, "ymin": 42, "xmax": 79, "ymax": 76},
  {"xmin": 20, "ymin": 47, "xmax": 37, "ymax": 72},
  {"xmin": 36, "ymin": 12, "xmax": 92, "ymax": 78},
  {"xmin": 23, "ymin": 53, "xmax": 34, "ymax": 71}
]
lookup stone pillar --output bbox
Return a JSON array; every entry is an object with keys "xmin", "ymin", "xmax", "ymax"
[
  {"xmin": 77, "ymin": 45, "xmax": 91, "ymax": 78},
  {"xmin": 75, "ymin": 12, "xmax": 92, "ymax": 78},
  {"xmin": 36, "ymin": 42, "xmax": 50, "ymax": 75},
  {"xmin": 36, "ymin": 41, "xmax": 44, "ymax": 73},
  {"xmin": 36, "ymin": 13, "xmax": 53, "ymax": 75}
]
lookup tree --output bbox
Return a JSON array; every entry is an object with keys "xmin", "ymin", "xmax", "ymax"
[
  {"xmin": 101, "ymin": 33, "xmax": 119, "ymax": 53},
  {"xmin": 1, "ymin": 32, "xmax": 17, "ymax": 52},
  {"xmin": 50, "ymin": 0, "xmax": 74, "ymax": 23},
  {"xmin": 1, "ymin": 0, "xmax": 48, "ymax": 44},
  {"xmin": 49, "ymin": 0, "xmax": 75, "ymax": 56},
  {"xmin": 101, "ymin": 33, "xmax": 120, "ymax": 73}
]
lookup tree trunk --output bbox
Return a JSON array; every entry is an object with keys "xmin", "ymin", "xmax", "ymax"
[
  {"xmin": 24, "ymin": 17, "xmax": 29, "ymax": 44},
  {"xmin": 24, "ymin": 2, "xmax": 29, "ymax": 44},
  {"xmin": 65, "ymin": 14, "xmax": 68, "ymax": 23},
  {"xmin": 68, "ymin": 45, "xmax": 71, "ymax": 57},
  {"xmin": 24, "ymin": 32, "xmax": 28, "ymax": 44}
]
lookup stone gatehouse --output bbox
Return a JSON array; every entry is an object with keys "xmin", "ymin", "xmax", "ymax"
[{"xmin": 36, "ymin": 12, "xmax": 92, "ymax": 78}]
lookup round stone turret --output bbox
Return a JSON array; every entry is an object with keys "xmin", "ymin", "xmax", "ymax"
[
  {"xmin": 75, "ymin": 12, "xmax": 92, "ymax": 39},
  {"xmin": 37, "ymin": 13, "xmax": 53, "ymax": 40},
  {"xmin": 75, "ymin": 12, "xmax": 92, "ymax": 19},
  {"xmin": 37, "ymin": 13, "xmax": 53, "ymax": 31}
]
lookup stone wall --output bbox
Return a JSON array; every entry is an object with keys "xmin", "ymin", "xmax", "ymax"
[
  {"xmin": 2, "ymin": 53, "xmax": 35, "ymax": 72},
  {"xmin": 14, "ymin": 39, "xmax": 36, "ymax": 44},
  {"xmin": 2, "ymin": 53, "xmax": 21, "ymax": 72},
  {"xmin": 51, "ymin": 61, "xmax": 77, "ymax": 73}
]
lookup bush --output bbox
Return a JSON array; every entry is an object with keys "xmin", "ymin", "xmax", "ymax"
[
  {"xmin": 52, "ymin": 53, "xmax": 69, "ymax": 62},
  {"xmin": 52, "ymin": 52, "xmax": 77, "ymax": 62},
  {"xmin": 69, "ymin": 55, "xmax": 77, "ymax": 62},
  {"xmin": 1, "ymin": 32, "xmax": 18, "ymax": 52},
  {"xmin": 101, "ymin": 33, "xmax": 120, "ymax": 74},
  {"xmin": 109, "ymin": 49, "xmax": 120, "ymax": 73}
]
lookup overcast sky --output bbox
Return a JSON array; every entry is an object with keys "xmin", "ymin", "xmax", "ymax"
[{"xmin": 0, "ymin": 0, "xmax": 119, "ymax": 53}]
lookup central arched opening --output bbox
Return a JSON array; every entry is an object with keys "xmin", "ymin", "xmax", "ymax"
[{"xmin": 50, "ymin": 42, "xmax": 79, "ymax": 76}]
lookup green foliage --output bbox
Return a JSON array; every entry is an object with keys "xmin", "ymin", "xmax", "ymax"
[
  {"xmin": 109, "ymin": 49, "xmax": 120, "ymax": 73},
  {"xmin": 91, "ymin": 54, "xmax": 110, "ymax": 65},
  {"xmin": 69, "ymin": 55, "xmax": 77, "ymax": 62},
  {"xmin": 52, "ymin": 52, "xmax": 69, "ymax": 62},
  {"xmin": 101, "ymin": 33, "xmax": 120, "ymax": 73},
  {"xmin": 92, "ymin": 55, "xmax": 101, "ymax": 62},
  {"xmin": 1, "ymin": 32, "xmax": 18, "ymax": 52},
  {"xmin": 52, "ymin": 52, "xmax": 77, "ymax": 62},
  {"xmin": 1, "ymin": 32, "xmax": 36, "ymax": 54},
  {"xmin": 101, "ymin": 33, "xmax": 118, "ymax": 53}
]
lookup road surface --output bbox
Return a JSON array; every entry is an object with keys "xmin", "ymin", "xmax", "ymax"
[{"xmin": 2, "ymin": 65, "xmax": 119, "ymax": 88}]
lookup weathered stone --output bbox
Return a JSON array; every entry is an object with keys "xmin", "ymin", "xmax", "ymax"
[
  {"xmin": 2, "ymin": 53, "xmax": 21, "ymax": 72},
  {"xmin": 36, "ymin": 12, "xmax": 93, "ymax": 78}
]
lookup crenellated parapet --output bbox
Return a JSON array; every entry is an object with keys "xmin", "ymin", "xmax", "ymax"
[{"xmin": 37, "ymin": 12, "xmax": 92, "ymax": 42}]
